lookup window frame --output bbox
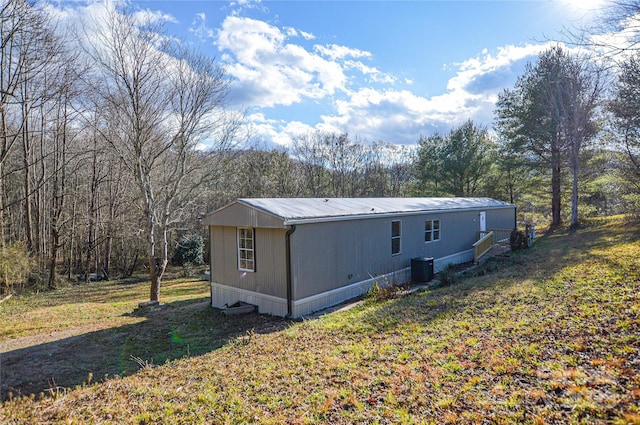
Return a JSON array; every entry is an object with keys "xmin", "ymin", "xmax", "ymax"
[
  {"xmin": 425, "ymin": 219, "xmax": 441, "ymax": 243},
  {"xmin": 237, "ymin": 227, "xmax": 255, "ymax": 272},
  {"xmin": 391, "ymin": 220, "xmax": 402, "ymax": 255}
]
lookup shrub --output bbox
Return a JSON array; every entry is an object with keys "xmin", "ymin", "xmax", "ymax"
[
  {"xmin": 621, "ymin": 193, "xmax": 640, "ymax": 219},
  {"xmin": 172, "ymin": 234, "xmax": 204, "ymax": 266},
  {"xmin": 181, "ymin": 262, "xmax": 195, "ymax": 278},
  {"xmin": 0, "ymin": 242, "xmax": 35, "ymax": 294},
  {"xmin": 510, "ymin": 229, "xmax": 527, "ymax": 251},
  {"xmin": 366, "ymin": 279, "xmax": 403, "ymax": 302},
  {"xmin": 438, "ymin": 264, "xmax": 458, "ymax": 286}
]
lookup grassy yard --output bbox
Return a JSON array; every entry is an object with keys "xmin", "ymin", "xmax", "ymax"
[
  {"xmin": 1, "ymin": 216, "xmax": 639, "ymax": 424},
  {"xmin": 0, "ymin": 273, "xmax": 289, "ymax": 404}
]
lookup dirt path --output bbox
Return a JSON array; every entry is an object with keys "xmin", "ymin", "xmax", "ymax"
[
  {"xmin": 1, "ymin": 323, "xmax": 126, "ymax": 353},
  {"xmin": 1, "ymin": 325, "xmax": 130, "ymax": 399}
]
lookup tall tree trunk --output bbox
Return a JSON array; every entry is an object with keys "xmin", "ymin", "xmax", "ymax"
[
  {"xmin": 0, "ymin": 159, "xmax": 5, "ymax": 248},
  {"xmin": 147, "ymin": 210, "xmax": 159, "ymax": 302},
  {"xmin": 570, "ymin": 145, "xmax": 580, "ymax": 227},
  {"xmin": 147, "ymin": 205, "xmax": 168, "ymax": 303},
  {"xmin": 67, "ymin": 173, "xmax": 78, "ymax": 280},
  {"xmin": 551, "ymin": 146, "xmax": 562, "ymax": 227},
  {"xmin": 0, "ymin": 155, "xmax": 5, "ymax": 293},
  {"xmin": 103, "ymin": 234, "xmax": 112, "ymax": 280},
  {"xmin": 571, "ymin": 169, "xmax": 579, "ymax": 226},
  {"xmin": 48, "ymin": 101, "xmax": 67, "ymax": 291},
  {"xmin": 0, "ymin": 108, "xmax": 7, "ymax": 247},
  {"xmin": 551, "ymin": 166, "xmax": 562, "ymax": 226},
  {"xmin": 48, "ymin": 226, "xmax": 59, "ymax": 290},
  {"xmin": 37, "ymin": 101, "xmax": 47, "ymax": 259},
  {"xmin": 85, "ymin": 139, "xmax": 99, "ymax": 283},
  {"xmin": 22, "ymin": 90, "xmax": 34, "ymax": 251}
]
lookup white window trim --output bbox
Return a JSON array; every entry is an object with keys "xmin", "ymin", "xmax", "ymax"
[
  {"xmin": 237, "ymin": 227, "xmax": 255, "ymax": 272},
  {"xmin": 391, "ymin": 220, "xmax": 402, "ymax": 256},
  {"xmin": 425, "ymin": 219, "xmax": 441, "ymax": 243}
]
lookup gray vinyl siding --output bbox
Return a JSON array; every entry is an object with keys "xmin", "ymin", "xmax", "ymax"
[
  {"xmin": 290, "ymin": 207, "xmax": 515, "ymax": 300},
  {"xmin": 290, "ymin": 219, "xmax": 387, "ymax": 300},
  {"xmin": 204, "ymin": 202, "xmax": 286, "ymax": 228},
  {"xmin": 210, "ymin": 226, "xmax": 287, "ymax": 298},
  {"xmin": 485, "ymin": 207, "xmax": 516, "ymax": 230}
]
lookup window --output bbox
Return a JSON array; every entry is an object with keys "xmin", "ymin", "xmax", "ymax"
[
  {"xmin": 391, "ymin": 220, "xmax": 401, "ymax": 255},
  {"xmin": 425, "ymin": 219, "xmax": 441, "ymax": 242},
  {"xmin": 237, "ymin": 227, "xmax": 255, "ymax": 272}
]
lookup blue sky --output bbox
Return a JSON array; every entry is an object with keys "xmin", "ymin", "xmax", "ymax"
[{"xmin": 51, "ymin": 0, "xmax": 610, "ymax": 147}]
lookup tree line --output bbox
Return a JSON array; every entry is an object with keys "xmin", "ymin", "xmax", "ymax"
[
  {"xmin": 1, "ymin": 0, "xmax": 639, "ymax": 301},
  {"xmin": 0, "ymin": 0, "xmax": 418, "ymax": 297}
]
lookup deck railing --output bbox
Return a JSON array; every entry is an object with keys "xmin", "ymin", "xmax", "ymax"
[
  {"xmin": 473, "ymin": 231, "xmax": 494, "ymax": 264},
  {"xmin": 478, "ymin": 228, "xmax": 512, "ymax": 244}
]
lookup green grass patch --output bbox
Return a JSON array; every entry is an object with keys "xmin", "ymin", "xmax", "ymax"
[{"xmin": 1, "ymin": 216, "xmax": 639, "ymax": 424}]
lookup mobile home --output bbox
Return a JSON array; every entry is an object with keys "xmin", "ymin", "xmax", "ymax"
[{"xmin": 204, "ymin": 197, "xmax": 516, "ymax": 317}]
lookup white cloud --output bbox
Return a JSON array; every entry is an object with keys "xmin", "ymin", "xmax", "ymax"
[
  {"xmin": 245, "ymin": 113, "xmax": 317, "ymax": 148},
  {"xmin": 299, "ymin": 30, "xmax": 315, "ymax": 41},
  {"xmin": 46, "ymin": 1, "xmax": 179, "ymax": 49},
  {"xmin": 589, "ymin": 12, "xmax": 640, "ymax": 60},
  {"xmin": 344, "ymin": 61, "xmax": 396, "ymax": 84},
  {"xmin": 190, "ymin": 12, "xmax": 215, "ymax": 40},
  {"xmin": 46, "ymin": 2, "xmax": 628, "ymax": 148},
  {"xmin": 48, "ymin": 1, "xmax": 176, "ymax": 28},
  {"xmin": 314, "ymin": 44, "xmax": 371, "ymax": 60},
  {"xmin": 216, "ymin": 16, "xmax": 349, "ymax": 107},
  {"xmin": 448, "ymin": 43, "xmax": 550, "ymax": 93},
  {"xmin": 215, "ymin": 15, "xmax": 409, "ymax": 118},
  {"xmin": 44, "ymin": 0, "xmax": 109, "ymax": 38},
  {"xmin": 228, "ymin": 0, "xmax": 265, "ymax": 16},
  {"xmin": 322, "ymin": 88, "xmax": 444, "ymax": 143},
  {"xmin": 132, "ymin": 8, "xmax": 177, "ymax": 25},
  {"xmin": 216, "ymin": 10, "xmax": 558, "ymax": 146},
  {"xmin": 241, "ymin": 7, "xmax": 640, "ymax": 148},
  {"xmin": 284, "ymin": 26, "xmax": 315, "ymax": 40},
  {"xmin": 302, "ymin": 43, "xmax": 551, "ymax": 144}
]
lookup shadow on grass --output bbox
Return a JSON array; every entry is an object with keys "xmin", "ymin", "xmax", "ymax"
[{"xmin": 1, "ymin": 296, "xmax": 291, "ymax": 401}]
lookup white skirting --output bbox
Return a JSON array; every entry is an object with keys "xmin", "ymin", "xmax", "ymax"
[
  {"xmin": 291, "ymin": 266, "xmax": 411, "ymax": 317},
  {"xmin": 210, "ymin": 282, "xmax": 288, "ymax": 317},
  {"xmin": 434, "ymin": 248, "xmax": 474, "ymax": 272},
  {"xmin": 211, "ymin": 248, "xmax": 474, "ymax": 318}
]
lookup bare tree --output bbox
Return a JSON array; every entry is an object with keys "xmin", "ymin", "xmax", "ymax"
[
  {"xmin": 292, "ymin": 132, "xmax": 330, "ymax": 197},
  {"xmin": 0, "ymin": 0, "xmax": 59, "ymax": 244},
  {"xmin": 44, "ymin": 53, "xmax": 86, "ymax": 290},
  {"xmin": 563, "ymin": 56, "xmax": 604, "ymax": 226},
  {"xmin": 579, "ymin": 1, "xmax": 640, "ymax": 57},
  {"xmin": 357, "ymin": 142, "xmax": 386, "ymax": 197},
  {"xmin": 0, "ymin": 0, "xmax": 87, "ymax": 293},
  {"xmin": 386, "ymin": 144, "xmax": 415, "ymax": 197},
  {"xmin": 81, "ymin": 6, "xmax": 235, "ymax": 304}
]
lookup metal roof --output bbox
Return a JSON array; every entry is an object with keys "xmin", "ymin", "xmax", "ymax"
[{"xmin": 234, "ymin": 197, "xmax": 513, "ymax": 225}]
